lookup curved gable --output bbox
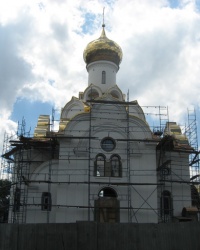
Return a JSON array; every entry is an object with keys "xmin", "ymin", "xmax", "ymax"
[
  {"xmin": 106, "ymin": 85, "xmax": 125, "ymax": 101},
  {"xmin": 61, "ymin": 97, "xmax": 85, "ymax": 120},
  {"xmin": 129, "ymin": 115, "xmax": 153, "ymax": 140},
  {"xmin": 129, "ymin": 101, "xmax": 146, "ymax": 121},
  {"xmin": 83, "ymin": 84, "xmax": 102, "ymax": 102}
]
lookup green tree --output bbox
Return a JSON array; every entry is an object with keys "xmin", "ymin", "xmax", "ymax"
[{"xmin": 0, "ymin": 179, "xmax": 11, "ymax": 223}]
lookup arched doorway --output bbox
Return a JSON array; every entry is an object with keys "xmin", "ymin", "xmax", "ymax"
[{"xmin": 95, "ymin": 187, "xmax": 119, "ymax": 223}]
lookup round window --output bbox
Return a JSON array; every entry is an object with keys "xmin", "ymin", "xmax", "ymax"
[{"xmin": 101, "ymin": 137, "xmax": 116, "ymax": 152}]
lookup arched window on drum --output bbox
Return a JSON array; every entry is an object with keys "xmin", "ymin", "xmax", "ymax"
[{"xmin": 102, "ymin": 71, "xmax": 106, "ymax": 84}]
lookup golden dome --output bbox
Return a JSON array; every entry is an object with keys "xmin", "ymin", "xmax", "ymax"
[{"xmin": 83, "ymin": 26, "xmax": 123, "ymax": 67}]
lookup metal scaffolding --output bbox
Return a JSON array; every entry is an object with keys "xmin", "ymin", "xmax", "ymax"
[
  {"xmin": 1, "ymin": 102, "xmax": 199, "ymax": 224},
  {"xmin": 186, "ymin": 109, "xmax": 199, "ymax": 178}
]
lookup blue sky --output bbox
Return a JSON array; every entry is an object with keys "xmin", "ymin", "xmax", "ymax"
[
  {"xmin": 169, "ymin": 0, "xmax": 180, "ymax": 8},
  {"xmin": 10, "ymin": 99, "xmax": 53, "ymax": 135},
  {"xmin": 1, "ymin": 0, "xmax": 200, "ymax": 154}
]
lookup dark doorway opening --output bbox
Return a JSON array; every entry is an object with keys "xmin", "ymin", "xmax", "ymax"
[{"xmin": 95, "ymin": 187, "xmax": 119, "ymax": 223}]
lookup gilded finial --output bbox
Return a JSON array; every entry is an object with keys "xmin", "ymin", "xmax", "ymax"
[
  {"xmin": 102, "ymin": 7, "xmax": 105, "ymax": 27},
  {"xmin": 83, "ymin": 6, "xmax": 123, "ymax": 66}
]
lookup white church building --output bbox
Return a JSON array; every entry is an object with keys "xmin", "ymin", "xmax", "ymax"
[{"xmin": 5, "ymin": 24, "xmax": 196, "ymax": 224}]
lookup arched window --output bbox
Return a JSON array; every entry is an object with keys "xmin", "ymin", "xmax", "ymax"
[
  {"xmin": 94, "ymin": 154, "xmax": 122, "ymax": 177},
  {"xmin": 98, "ymin": 187, "xmax": 118, "ymax": 198},
  {"xmin": 161, "ymin": 190, "xmax": 173, "ymax": 222},
  {"xmin": 110, "ymin": 155, "xmax": 121, "ymax": 177},
  {"xmin": 110, "ymin": 90, "xmax": 120, "ymax": 100},
  {"xmin": 95, "ymin": 154, "xmax": 105, "ymax": 176},
  {"xmin": 102, "ymin": 71, "xmax": 106, "ymax": 84},
  {"xmin": 87, "ymin": 90, "xmax": 99, "ymax": 99},
  {"xmin": 41, "ymin": 192, "xmax": 52, "ymax": 211}
]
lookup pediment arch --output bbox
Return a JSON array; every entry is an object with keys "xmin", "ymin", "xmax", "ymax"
[
  {"xmin": 61, "ymin": 97, "xmax": 85, "ymax": 120},
  {"xmin": 106, "ymin": 85, "xmax": 124, "ymax": 101},
  {"xmin": 83, "ymin": 84, "xmax": 102, "ymax": 102}
]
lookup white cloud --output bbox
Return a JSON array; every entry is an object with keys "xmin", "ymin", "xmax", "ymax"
[
  {"xmin": 112, "ymin": 0, "xmax": 200, "ymax": 121},
  {"xmin": 0, "ymin": 111, "xmax": 18, "ymax": 158}
]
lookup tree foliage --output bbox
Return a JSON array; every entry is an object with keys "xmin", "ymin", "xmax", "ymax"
[{"xmin": 0, "ymin": 179, "xmax": 11, "ymax": 223}]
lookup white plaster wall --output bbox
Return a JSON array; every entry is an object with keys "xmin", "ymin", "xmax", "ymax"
[
  {"xmin": 54, "ymin": 102, "xmax": 158, "ymax": 223},
  {"xmin": 26, "ymin": 160, "xmax": 58, "ymax": 223},
  {"xmin": 157, "ymin": 151, "xmax": 191, "ymax": 218},
  {"xmin": 55, "ymin": 184, "xmax": 88, "ymax": 223},
  {"xmin": 130, "ymin": 144, "xmax": 158, "ymax": 223},
  {"xmin": 170, "ymin": 152, "xmax": 191, "ymax": 216}
]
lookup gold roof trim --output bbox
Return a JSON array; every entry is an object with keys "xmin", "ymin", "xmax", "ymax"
[{"xmin": 34, "ymin": 115, "xmax": 50, "ymax": 138}]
